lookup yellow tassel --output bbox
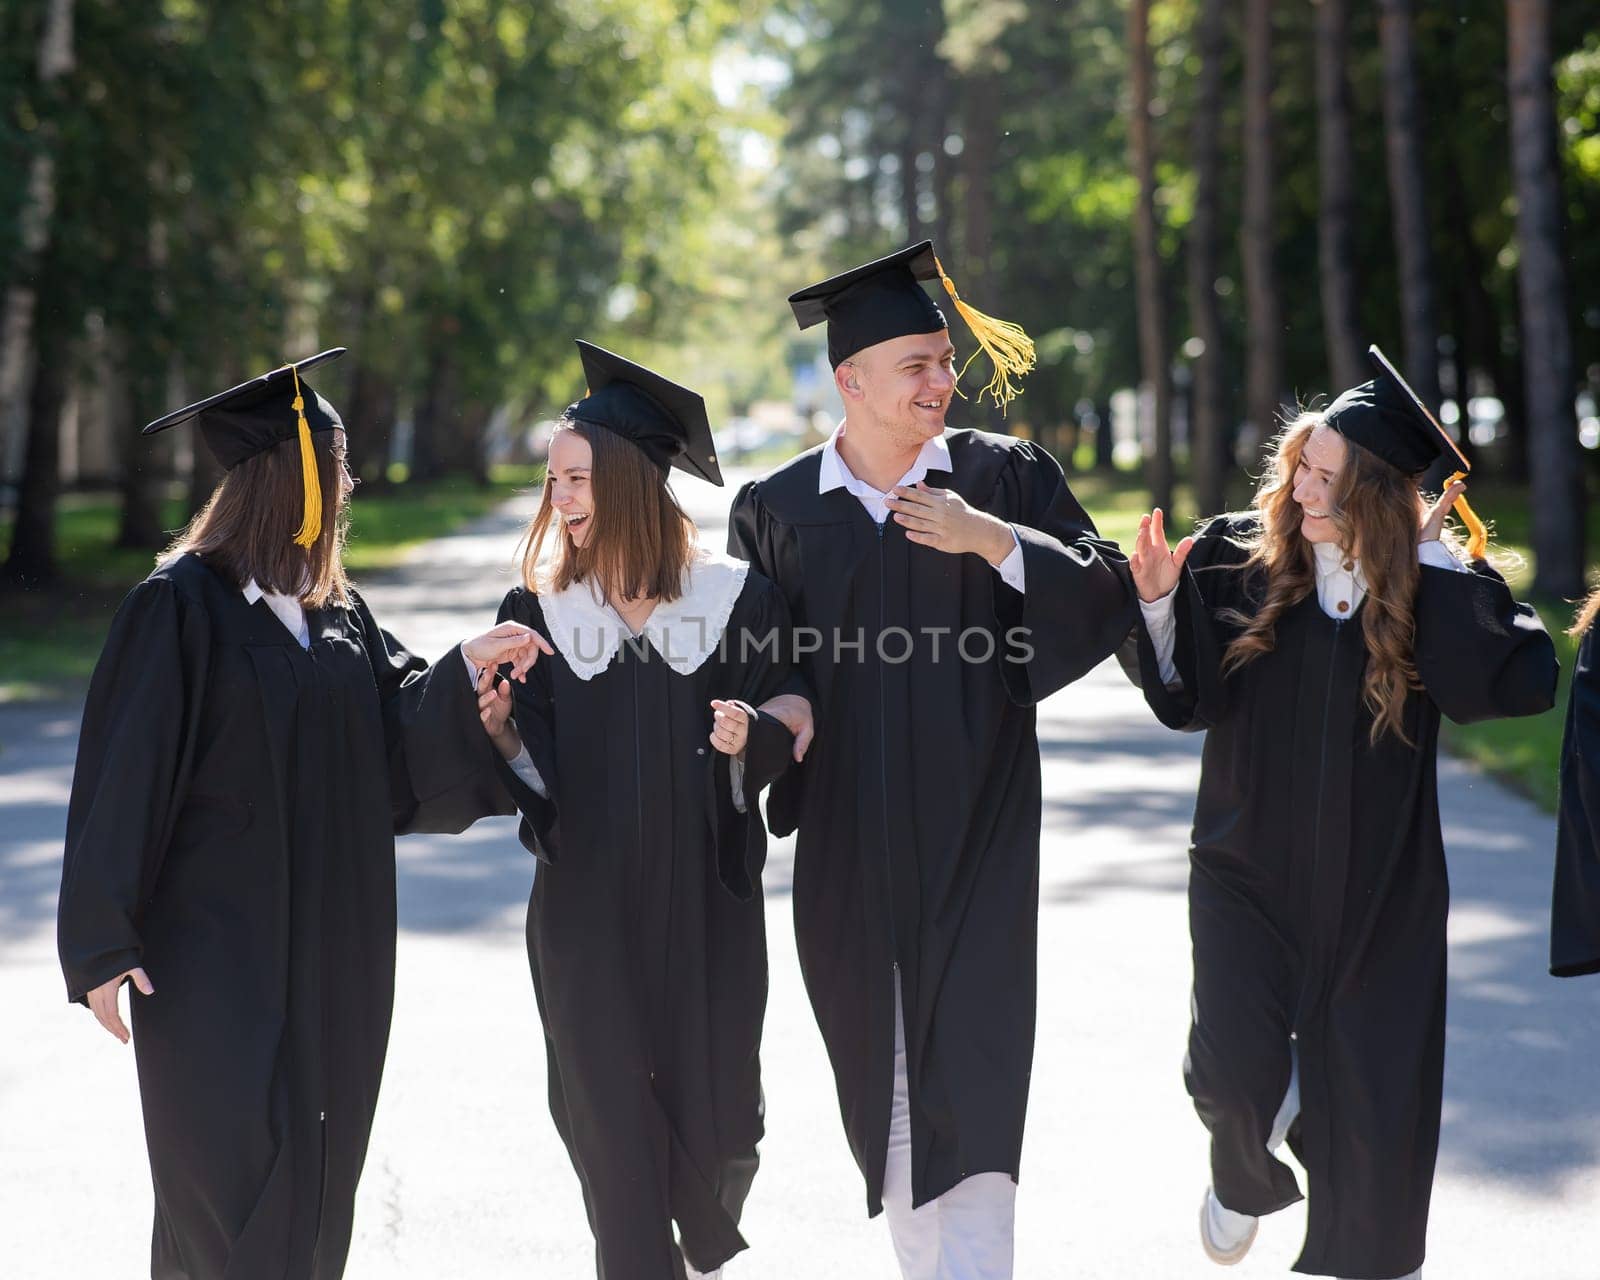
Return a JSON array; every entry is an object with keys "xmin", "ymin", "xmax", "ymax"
[
  {"xmin": 289, "ymin": 365, "xmax": 322, "ymax": 548},
  {"xmin": 1445, "ymin": 470, "xmax": 1488, "ymax": 560},
  {"xmin": 934, "ymin": 255, "xmax": 1036, "ymax": 413}
]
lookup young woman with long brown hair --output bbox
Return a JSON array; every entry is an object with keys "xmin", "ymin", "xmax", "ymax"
[
  {"xmin": 1121, "ymin": 349, "xmax": 1557, "ymax": 1280},
  {"xmin": 477, "ymin": 342, "xmax": 802, "ymax": 1280},
  {"xmin": 56, "ymin": 350, "xmax": 546, "ymax": 1280}
]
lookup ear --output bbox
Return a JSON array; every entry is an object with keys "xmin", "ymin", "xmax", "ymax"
[{"xmin": 834, "ymin": 361, "xmax": 864, "ymax": 404}]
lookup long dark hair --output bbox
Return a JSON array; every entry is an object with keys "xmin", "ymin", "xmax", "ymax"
[
  {"xmin": 163, "ymin": 430, "xmax": 350, "ymax": 607},
  {"xmin": 1220, "ymin": 412, "xmax": 1466, "ymax": 745},
  {"xmin": 519, "ymin": 419, "xmax": 693, "ymax": 604}
]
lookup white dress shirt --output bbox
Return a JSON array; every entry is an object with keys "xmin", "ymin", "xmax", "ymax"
[
  {"xmin": 818, "ymin": 423, "xmax": 1027, "ymax": 593},
  {"xmin": 243, "ymin": 578, "xmax": 311, "ymax": 649},
  {"xmin": 1139, "ymin": 538, "xmax": 1469, "ymax": 687}
]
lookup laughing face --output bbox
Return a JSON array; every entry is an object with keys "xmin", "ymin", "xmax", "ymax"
[
  {"xmin": 547, "ymin": 426, "xmax": 595, "ymax": 547},
  {"xmin": 842, "ymin": 329, "xmax": 959, "ymax": 448},
  {"xmin": 1292, "ymin": 422, "xmax": 1349, "ymax": 546}
]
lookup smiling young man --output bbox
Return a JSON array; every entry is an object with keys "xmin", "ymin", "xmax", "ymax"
[{"xmin": 728, "ymin": 242, "xmax": 1137, "ymax": 1279}]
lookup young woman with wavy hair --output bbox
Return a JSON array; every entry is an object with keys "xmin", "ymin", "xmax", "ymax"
[
  {"xmin": 476, "ymin": 342, "xmax": 804, "ymax": 1280},
  {"xmin": 1121, "ymin": 352, "xmax": 1557, "ymax": 1280},
  {"xmin": 56, "ymin": 350, "xmax": 545, "ymax": 1279}
]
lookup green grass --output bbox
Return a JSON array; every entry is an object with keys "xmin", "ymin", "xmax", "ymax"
[{"xmin": 0, "ymin": 469, "xmax": 540, "ymax": 703}]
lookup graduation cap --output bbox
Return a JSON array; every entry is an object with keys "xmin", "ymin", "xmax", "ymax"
[
  {"xmin": 787, "ymin": 240, "xmax": 1036, "ymax": 411},
  {"xmin": 1324, "ymin": 343, "xmax": 1487, "ymax": 557},
  {"xmin": 563, "ymin": 340, "xmax": 722, "ymax": 487},
  {"xmin": 142, "ymin": 349, "xmax": 347, "ymax": 549}
]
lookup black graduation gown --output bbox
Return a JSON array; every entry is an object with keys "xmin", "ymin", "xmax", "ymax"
[
  {"xmin": 57, "ymin": 552, "xmax": 506, "ymax": 1280},
  {"xmin": 1122, "ymin": 515, "xmax": 1557, "ymax": 1279},
  {"xmin": 494, "ymin": 564, "xmax": 796, "ymax": 1278},
  {"xmin": 727, "ymin": 429, "xmax": 1137, "ymax": 1213},
  {"xmin": 1553, "ymin": 624, "xmax": 1600, "ymax": 977}
]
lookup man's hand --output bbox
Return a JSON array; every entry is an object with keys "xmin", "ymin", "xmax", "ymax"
[
  {"xmin": 756, "ymin": 692, "xmax": 814, "ymax": 763},
  {"xmin": 463, "ymin": 622, "xmax": 554, "ymax": 681},
  {"xmin": 886, "ymin": 483, "xmax": 1015, "ymax": 566},
  {"xmin": 87, "ymin": 967, "xmax": 154, "ymax": 1044},
  {"xmin": 1129, "ymin": 508, "xmax": 1195, "ymax": 604}
]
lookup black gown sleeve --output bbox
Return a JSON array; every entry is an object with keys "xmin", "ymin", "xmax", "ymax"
[
  {"xmin": 1548, "ymin": 624, "xmax": 1600, "ymax": 972},
  {"xmin": 494, "ymin": 589, "xmax": 562, "ymax": 864},
  {"xmin": 1412, "ymin": 559, "xmax": 1558, "ymax": 724},
  {"xmin": 991, "ymin": 440, "xmax": 1139, "ymax": 706},
  {"xmin": 709, "ymin": 577, "xmax": 797, "ymax": 901},
  {"xmin": 58, "ymin": 578, "xmax": 209, "ymax": 1003},
  {"xmin": 351, "ymin": 591, "xmax": 515, "ymax": 835},
  {"xmin": 1554, "ymin": 625, "xmax": 1600, "ymax": 977},
  {"xmin": 728, "ymin": 480, "xmax": 816, "ymax": 839},
  {"xmin": 1118, "ymin": 514, "xmax": 1252, "ymax": 732}
]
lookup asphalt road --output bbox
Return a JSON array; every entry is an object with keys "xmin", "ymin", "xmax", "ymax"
[{"xmin": 2, "ymin": 467, "xmax": 1596, "ymax": 1278}]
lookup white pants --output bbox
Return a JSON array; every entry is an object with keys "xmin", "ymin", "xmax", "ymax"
[{"xmin": 882, "ymin": 981, "xmax": 1017, "ymax": 1280}]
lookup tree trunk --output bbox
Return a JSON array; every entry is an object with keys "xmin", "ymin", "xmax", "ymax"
[
  {"xmin": 1377, "ymin": 0, "xmax": 1441, "ymax": 410},
  {"xmin": 117, "ymin": 205, "xmax": 172, "ymax": 551},
  {"xmin": 410, "ymin": 343, "xmax": 457, "ymax": 482},
  {"xmin": 1507, "ymin": 0, "xmax": 1583, "ymax": 596},
  {"xmin": 1129, "ymin": 0, "xmax": 1173, "ymax": 512},
  {"xmin": 345, "ymin": 359, "xmax": 398, "ymax": 489},
  {"xmin": 0, "ymin": 0, "xmax": 75, "ymax": 488},
  {"xmin": 1241, "ymin": 0, "xmax": 1283, "ymax": 450},
  {"xmin": 1313, "ymin": 0, "xmax": 1364, "ymax": 390},
  {"xmin": 1187, "ymin": 0, "xmax": 1228, "ymax": 515},
  {"xmin": 3, "ymin": 303, "xmax": 70, "ymax": 587}
]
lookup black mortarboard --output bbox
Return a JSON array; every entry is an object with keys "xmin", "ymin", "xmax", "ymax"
[
  {"xmin": 563, "ymin": 341, "xmax": 722, "ymax": 487},
  {"xmin": 141, "ymin": 348, "xmax": 347, "ymax": 470},
  {"xmin": 1325, "ymin": 343, "xmax": 1488, "ymax": 557},
  {"xmin": 787, "ymin": 240, "xmax": 1036, "ymax": 409},
  {"xmin": 1324, "ymin": 344, "xmax": 1469, "ymax": 478},
  {"xmin": 788, "ymin": 241, "xmax": 947, "ymax": 369},
  {"xmin": 142, "ymin": 348, "xmax": 347, "ymax": 548}
]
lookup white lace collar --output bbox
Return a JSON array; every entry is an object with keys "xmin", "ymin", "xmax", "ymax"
[{"xmin": 536, "ymin": 549, "xmax": 749, "ymax": 681}]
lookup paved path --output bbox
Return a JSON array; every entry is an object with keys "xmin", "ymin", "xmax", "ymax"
[{"xmin": 2, "ymin": 470, "xmax": 1596, "ymax": 1277}]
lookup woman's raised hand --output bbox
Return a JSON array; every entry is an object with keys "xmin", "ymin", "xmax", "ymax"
[
  {"xmin": 87, "ymin": 967, "xmax": 154, "ymax": 1044},
  {"xmin": 463, "ymin": 622, "xmax": 554, "ymax": 681},
  {"xmin": 1419, "ymin": 479, "xmax": 1467, "ymax": 545},
  {"xmin": 1129, "ymin": 508, "xmax": 1195, "ymax": 604}
]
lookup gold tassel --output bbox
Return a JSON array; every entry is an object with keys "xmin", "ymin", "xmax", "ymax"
[
  {"xmin": 933, "ymin": 255, "xmax": 1036, "ymax": 412},
  {"xmin": 289, "ymin": 365, "xmax": 322, "ymax": 548},
  {"xmin": 1445, "ymin": 470, "xmax": 1488, "ymax": 560}
]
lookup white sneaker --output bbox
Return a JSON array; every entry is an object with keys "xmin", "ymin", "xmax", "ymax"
[{"xmin": 1199, "ymin": 1187, "xmax": 1258, "ymax": 1265}]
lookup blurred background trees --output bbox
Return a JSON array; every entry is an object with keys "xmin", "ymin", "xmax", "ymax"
[{"xmin": 2, "ymin": 0, "xmax": 1597, "ymax": 596}]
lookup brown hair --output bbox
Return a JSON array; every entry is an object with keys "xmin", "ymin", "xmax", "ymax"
[
  {"xmin": 1219, "ymin": 411, "xmax": 1450, "ymax": 745},
  {"xmin": 519, "ymin": 419, "xmax": 693, "ymax": 604},
  {"xmin": 1573, "ymin": 588, "xmax": 1600, "ymax": 637},
  {"xmin": 163, "ymin": 430, "xmax": 350, "ymax": 607}
]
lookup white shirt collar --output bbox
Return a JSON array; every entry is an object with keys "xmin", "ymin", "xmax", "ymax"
[
  {"xmin": 536, "ymin": 546, "xmax": 749, "ymax": 681},
  {"xmin": 242, "ymin": 578, "xmax": 265, "ymax": 604},
  {"xmin": 1311, "ymin": 541, "xmax": 1366, "ymax": 587},
  {"xmin": 818, "ymin": 421, "xmax": 951, "ymax": 499}
]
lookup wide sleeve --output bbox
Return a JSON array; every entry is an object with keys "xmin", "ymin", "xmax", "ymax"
[
  {"xmin": 1412, "ymin": 559, "xmax": 1558, "ymax": 724},
  {"xmin": 708, "ymin": 577, "xmax": 797, "ymax": 901},
  {"xmin": 493, "ymin": 589, "xmax": 562, "ymax": 864},
  {"xmin": 1553, "ymin": 626, "xmax": 1600, "ymax": 976},
  {"xmin": 1116, "ymin": 514, "xmax": 1252, "ymax": 732},
  {"xmin": 351, "ymin": 591, "xmax": 514, "ymax": 835},
  {"xmin": 991, "ymin": 441, "xmax": 1139, "ymax": 706},
  {"xmin": 57, "ymin": 579, "xmax": 208, "ymax": 1004}
]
